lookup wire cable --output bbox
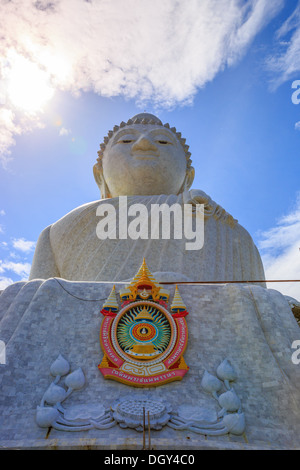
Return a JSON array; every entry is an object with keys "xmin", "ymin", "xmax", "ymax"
[{"xmin": 51, "ymin": 277, "xmax": 300, "ymax": 302}]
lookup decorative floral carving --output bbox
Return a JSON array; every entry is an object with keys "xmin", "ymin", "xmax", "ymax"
[
  {"xmin": 36, "ymin": 355, "xmax": 115, "ymax": 431},
  {"xmin": 111, "ymin": 394, "xmax": 172, "ymax": 431},
  {"xmin": 167, "ymin": 358, "xmax": 245, "ymax": 436},
  {"xmin": 36, "ymin": 356, "xmax": 245, "ymax": 436}
]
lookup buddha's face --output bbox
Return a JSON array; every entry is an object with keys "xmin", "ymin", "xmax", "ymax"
[{"xmin": 102, "ymin": 124, "xmax": 187, "ymax": 197}]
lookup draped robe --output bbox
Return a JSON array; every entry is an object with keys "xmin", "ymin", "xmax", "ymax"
[{"xmin": 29, "ymin": 190, "xmax": 265, "ymax": 284}]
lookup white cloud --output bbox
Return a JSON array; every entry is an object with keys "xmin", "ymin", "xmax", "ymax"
[
  {"xmin": 8, "ymin": 251, "xmax": 21, "ymax": 259},
  {"xmin": 0, "ymin": 0, "xmax": 284, "ymax": 161},
  {"xmin": 267, "ymin": 2, "xmax": 300, "ymax": 88},
  {"xmin": 59, "ymin": 127, "xmax": 71, "ymax": 136},
  {"xmin": 0, "ymin": 239, "xmax": 33, "ymax": 286},
  {"xmin": 258, "ymin": 194, "xmax": 300, "ymax": 300},
  {"xmin": 295, "ymin": 121, "xmax": 300, "ymax": 130},
  {"xmin": 0, "ymin": 260, "xmax": 31, "ymax": 278},
  {"xmin": 0, "ymin": 105, "xmax": 44, "ymax": 166},
  {"xmin": 12, "ymin": 238, "xmax": 36, "ymax": 253},
  {"xmin": 0, "ymin": 210, "xmax": 5, "ymax": 216},
  {"xmin": 0, "ymin": 276, "xmax": 14, "ymax": 290},
  {"xmin": 0, "ymin": 107, "xmax": 17, "ymax": 166}
]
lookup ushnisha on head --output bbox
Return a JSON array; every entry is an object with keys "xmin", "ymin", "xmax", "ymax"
[{"xmin": 93, "ymin": 113, "xmax": 195, "ymax": 198}]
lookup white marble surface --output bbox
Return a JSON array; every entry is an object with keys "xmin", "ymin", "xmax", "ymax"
[
  {"xmin": 29, "ymin": 191, "xmax": 265, "ymax": 284},
  {"xmin": 0, "ymin": 279, "xmax": 299, "ymax": 449}
]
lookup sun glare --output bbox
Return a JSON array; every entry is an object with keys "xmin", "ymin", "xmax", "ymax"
[{"xmin": 6, "ymin": 53, "xmax": 54, "ymax": 113}]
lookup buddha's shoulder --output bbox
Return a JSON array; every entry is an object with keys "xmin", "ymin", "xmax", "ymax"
[
  {"xmin": 50, "ymin": 200, "xmax": 101, "ymax": 234},
  {"xmin": 49, "ymin": 196, "xmax": 157, "ymax": 231}
]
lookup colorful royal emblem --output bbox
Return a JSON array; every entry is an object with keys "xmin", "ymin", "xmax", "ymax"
[{"xmin": 98, "ymin": 259, "xmax": 189, "ymax": 387}]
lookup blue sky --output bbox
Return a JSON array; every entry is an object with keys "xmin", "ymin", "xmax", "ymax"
[{"xmin": 0, "ymin": 0, "xmax": 299, "ymax": 299}]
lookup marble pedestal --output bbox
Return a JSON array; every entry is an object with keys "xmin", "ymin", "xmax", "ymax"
[{"xmin": 0, "ymin": 278, "xmax": 299, "ymax": 450}]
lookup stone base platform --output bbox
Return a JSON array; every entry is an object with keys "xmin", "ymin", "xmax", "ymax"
[{"xmin": 0, "ymin": 278, "xmax": 299, "ymax": 450}]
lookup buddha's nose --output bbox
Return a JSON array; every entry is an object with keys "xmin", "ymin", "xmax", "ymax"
[{"xmin": 132, "ymin": 135, "xmax": 157, "ymax": 152}]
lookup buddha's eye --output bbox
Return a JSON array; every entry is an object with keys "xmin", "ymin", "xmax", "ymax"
[
  {"xmin": 157, "ymin": 140, "xmax": 169, "ymax": 145},
  {"xmin": 120, "ymin": 139, "xmax": 133, "ymax": 144}
]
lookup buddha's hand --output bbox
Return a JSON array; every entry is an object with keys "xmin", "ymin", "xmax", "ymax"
[{"xmin": 182, "ymin": 189, "xmax": 216, "ymax": 217}]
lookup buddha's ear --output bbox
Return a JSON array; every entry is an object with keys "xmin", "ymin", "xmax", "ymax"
[
  {"xmin": 93, "ymin": 163, "xmax": 112, "ymax": 199},
  {"xmin": 185, "ymin": 166, "xmax": 195, "ymax": 190},
  {"xmin": 180, "ymin": 165, "xmax": 195, "ymax": 193}
]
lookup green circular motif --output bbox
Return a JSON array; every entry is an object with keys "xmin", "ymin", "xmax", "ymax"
[{"xmin": 116, "ymin": 304, "xmax": 171, "ymax": 357}]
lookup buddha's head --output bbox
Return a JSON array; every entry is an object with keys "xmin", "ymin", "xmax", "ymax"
[{"xmin": 93, "ymin": 113, "xmax": 195, "ymax": 198}]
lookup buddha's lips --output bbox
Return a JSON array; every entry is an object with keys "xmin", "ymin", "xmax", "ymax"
[{"xmin": 131, "ymin": 151, "xmax": 159, "ymax": 159}]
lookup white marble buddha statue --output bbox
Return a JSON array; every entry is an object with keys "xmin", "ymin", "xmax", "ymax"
[{"xmin": 29, "ymin": 113, "xmax": 265, "ymax": 284}]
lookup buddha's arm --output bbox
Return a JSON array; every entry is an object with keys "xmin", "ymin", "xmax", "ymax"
[{"xmin": 29, "ymin": 225, "xmax": 60, "ymax": 280}]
